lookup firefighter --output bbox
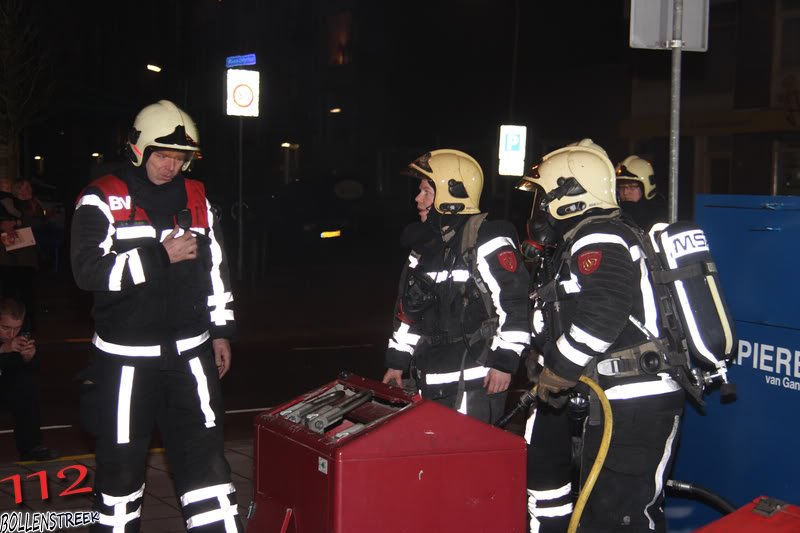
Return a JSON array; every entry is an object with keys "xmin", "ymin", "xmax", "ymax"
[
  {"xmin": 382, "ymin": 149, "xmax": 530, "ymax": 424},
  {"xmin": 519, "ymin": 140, "xmax": 685, "ymax": 532},
  {"xmin": 615, "ymin": 155, "xmax": 668, "ymax": 231},
  {"xmin": 71, "ymin": 100, "xmax": 241, "ymax": 532}
]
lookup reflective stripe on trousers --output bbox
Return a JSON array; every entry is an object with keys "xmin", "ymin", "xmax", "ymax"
[
  {"xmin": 181, "ymin": 482, "xmax": 240, "ymax": 531},
  {"xmin": 96, "ymin": 484, "xmax": 145, "ymax": 532}
]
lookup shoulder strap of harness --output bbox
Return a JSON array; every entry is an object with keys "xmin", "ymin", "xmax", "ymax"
[
  {"xmin": 537, "ymin": 211, "xmax": 621, "ymax": 303},
  {"xmin": 458, "ymin": 213, "xmax": 498, "ymax": 365},
  {"xmin": 560, "ymin": 210, "xmax": 620, "ymax": 243}
]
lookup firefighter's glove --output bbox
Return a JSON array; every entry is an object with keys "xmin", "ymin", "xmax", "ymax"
[
  {"xmin": 525, "ymin": 349, "xmax": 543, "ymax": 384},
  {"xmin": 536, "ymin": 367, "xmax": 577, "ymax": 405}
]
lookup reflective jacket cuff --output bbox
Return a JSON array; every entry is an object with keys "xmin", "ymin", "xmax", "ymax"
[
  {"xmin": 385, "ymin": 350, "xmax": 411, "ymax": 373},
  {"xmin": 211, "ymin": 324, "xmax": 237, "ymax": 343},
  {"xmin": 486, "ymin": 348, "xmax": 520, "ymax": 375},
  {"xmin": 543, "ymin": 341, "xmax": 585, "ymax": 383}
]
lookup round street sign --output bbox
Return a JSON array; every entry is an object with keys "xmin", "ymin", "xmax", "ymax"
[
  {"xmin": 226, "ymin": 69, "xmax": 260, "ymax": 117},
  {"xmin": 233, "ymin": 84, "xmax": 254, "ymax": 108}
]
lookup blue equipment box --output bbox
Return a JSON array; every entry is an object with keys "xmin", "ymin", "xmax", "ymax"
[{"xmin": 666, "ymin": 195, "xmax": 800, "ymax": 532}]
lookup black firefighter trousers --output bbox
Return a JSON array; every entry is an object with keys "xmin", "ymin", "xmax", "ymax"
[
  {"xmin": 525, "ymin": 390, "xmax": 684, "ymax": 532},
  {"xmin": 81, "ymin": 343, "xmax": 242, "ymax": 532}
]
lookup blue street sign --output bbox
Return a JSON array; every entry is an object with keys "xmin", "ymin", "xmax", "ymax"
[{"xmin": 226, "ymin": 53, "xmax": 257, "ymax": 68}]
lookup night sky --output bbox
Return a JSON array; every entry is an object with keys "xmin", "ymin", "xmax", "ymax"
[{"xmin": 22, "ymin": 0, "xmax": 715, "ymax": 224}]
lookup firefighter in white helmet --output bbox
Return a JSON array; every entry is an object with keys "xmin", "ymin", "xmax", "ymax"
[
  {"xmin": 382, "ymin": 149, "xmax": 530, "ymax": 424},
  {"xmin": 518, "ymin": 139, "xmax": 685, "ymax": 532},
  {"xmin": 616, "ymin": 155, "xmax": 668, "ymax": 230},
  {"xmin": 71, "ymin": 100, "xmax": 241, "ymax": 532}
]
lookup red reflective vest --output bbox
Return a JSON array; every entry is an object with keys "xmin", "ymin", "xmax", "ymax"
[{"xmin": 88, "ymin": 174, "xmax": 208, "ymax": 231}]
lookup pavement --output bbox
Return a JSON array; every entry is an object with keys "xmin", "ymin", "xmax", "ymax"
[
  {"xmin": 0, "ymin": 265, "xmax": 260, "ymax": 532},
  {"xmin": 0, "ymin": 260, "xmax": 402, "ymax": 532},
  {"xmin": 0, "ymin": 441, "xmax": 255, "ymax": 532}
]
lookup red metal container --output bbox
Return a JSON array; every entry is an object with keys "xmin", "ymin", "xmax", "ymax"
[
  {"xmin": 697, "ymin": 496, "xmax": 800, "ymax": 532},
  {"xmin": 247, "ymin": 372, "xmax": 526, "ymax": 533}
]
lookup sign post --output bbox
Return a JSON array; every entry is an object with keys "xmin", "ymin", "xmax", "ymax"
[
  {"xmin": 225, "ymin": 56, "xmax": 259, "ymax": 280},
  {"xmin": 630, "ymin": 0, "xmax": 709, "ymax": 222}
]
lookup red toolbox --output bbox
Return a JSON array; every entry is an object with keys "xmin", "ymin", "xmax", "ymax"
[
  {"xmin": 696, "ymin": 496, "xmax": 800, "ymax": 532},
  {"xmin": 246, "ymin": 372, "xmax": 526, "ymax": 533}
]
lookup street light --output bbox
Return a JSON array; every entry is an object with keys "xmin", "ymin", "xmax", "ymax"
[
  {"xmin": 329, "ymin": 107, "xmax": 342, "ymax": 114},
  {"xmin": 280, "ymin": 143, "xmax": 300, "ymax": 184},
  {"xmin": 33, "ymin": 155, "xmax": 44, "ymax": 176},
  {"xmin": 147, "ymin": 64, "xmax": 162, "ymax": 73}
]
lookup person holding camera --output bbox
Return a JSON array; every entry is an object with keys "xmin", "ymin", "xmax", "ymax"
[{"xmin": 0, "ymin": 297, "xmax": 58, "ymax": 461}]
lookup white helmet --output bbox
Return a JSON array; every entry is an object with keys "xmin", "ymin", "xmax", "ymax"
[
  {"xmin": 520, "ymin": 139, "xmax": 617, "ymax": 220},
  {"xmin": 128, "ymin": 100, "xmax": 200, "ymax": 171},
  {"xmin": 616, "ymin": 155, "xmax": 656, "ymax": 200},
  {"xmin": 407, "ymin": 149, "xmax": 483, "ymax": 215}
]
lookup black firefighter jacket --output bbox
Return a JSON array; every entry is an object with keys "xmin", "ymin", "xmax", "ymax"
[
  {"xmin": 385, "ymin": 214, "xmax": 530, "ymax": 398},
  {"xmin": 539, "ymin": 212, "xmax": 683, "ymax": 401},
  {"xmin": 70, "ymin": 165, "xmax": 235, "ymax": 358}
]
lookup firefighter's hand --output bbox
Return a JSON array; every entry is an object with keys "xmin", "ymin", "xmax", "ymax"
[
  {"xmin": 536, "ymin": 367, "xmax": 577, "ymax": 404},
  {"xmin": 162, "ymin": 226, "xmax": 198, "ymax": 263},
  {"xmin": 213, "ymin": 338, "xmax": 232, "ymax": 378},
  {"xmin": 484, "ymin": 369, "xmax": 511, "ymax": 395},
  {"xmin": 382, "ymin": 368, "xmax": 403, "ymax": 387}
]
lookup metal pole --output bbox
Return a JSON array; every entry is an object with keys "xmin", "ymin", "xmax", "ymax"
[
  {"xmin": 237, "ymin": 117, "xmax": 243, "ymax": 281},
  {"xmin": 504, "ymin": 0, "xmax": 520, "ymax": 220},
  {"xmin": 508, "ymin": 0, "xmax": 520, "ymax": 123},
  {"xmin": 283, "ymin": 147, "xmax": 290, "ymax": 185},
  {"xmin": 668, "ymin": 0, "xmax": 683, "ymax": 223}
]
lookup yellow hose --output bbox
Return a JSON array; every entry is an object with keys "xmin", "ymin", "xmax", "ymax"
[{"xmin": 568, "ymin": 375, "xmax": 613, "ymax": 533}]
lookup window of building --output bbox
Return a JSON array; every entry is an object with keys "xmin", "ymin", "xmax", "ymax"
[
  {"xmin": 774, "ymin": 0, "xmax": 800, "ymax": 109},
  {"xmin": 776, "ymin": 142, "xmax": 800, "ymax": 195},
  {"xmin": 709, "ymin": 156, "xmax": 732, "ymax": 194}
]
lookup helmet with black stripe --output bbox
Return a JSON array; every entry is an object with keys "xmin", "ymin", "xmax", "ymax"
[
  {"xmin": 518, "ymin": 138, "xmax": 617, "ymax": 220},
  {"xmin": 615, "ymin": 155, "xmax": 656, "ymax": 200},
  {"xmin": 127, "ymin": 100, "xmax": 200, "ymax": 171},
  {"xmin": 407, "ymin": 149, "xmax": 483, "ymax": 215}
]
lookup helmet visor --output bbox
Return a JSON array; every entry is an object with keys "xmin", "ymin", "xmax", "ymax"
[
  {"xmin": 409, "ymin": 152, "xmax": 433, "ymax": 173},
  {"xmin": 514, "ymin": 177, "xmax": 537, "ymax": 193},
  {"xmin": 616, "ymin": 164, "xmax": 638, "ymax": 179}
]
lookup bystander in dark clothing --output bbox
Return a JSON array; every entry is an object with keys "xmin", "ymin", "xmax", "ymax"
[
  {"xmin": 0, "ymin": 297, "xmax": 58, "ymax": 461},
  {"xmin": 0, "ymin": 179, "xmax": 40, "ymax": 332}
]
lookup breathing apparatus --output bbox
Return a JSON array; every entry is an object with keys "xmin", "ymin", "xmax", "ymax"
[{"xmin": 501, "ymin": 139, "xmax": 738, "ymax": 531}]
